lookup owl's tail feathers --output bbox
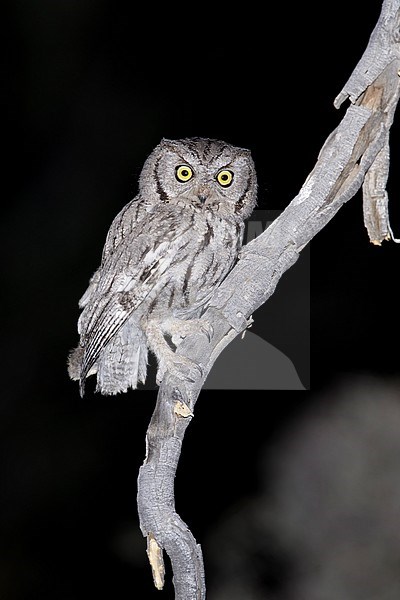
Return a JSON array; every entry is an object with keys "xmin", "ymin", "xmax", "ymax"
[
  {"xmin": 68, "ymin": 324, "xmax": 148, "ymax": 396},
  {"xmin": 67, "ymin": 346, "xmax": 84, "ymax": 382},
  {"xmin": 67, "ymin": 346, "xmax": 95, "ymax": 397}
]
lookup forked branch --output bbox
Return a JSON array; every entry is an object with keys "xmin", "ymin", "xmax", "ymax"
[{"xmin": 137, "ymin": 1, "xmax": 400, "ymax": 598}]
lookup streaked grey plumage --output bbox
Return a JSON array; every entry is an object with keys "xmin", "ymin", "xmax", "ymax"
[{"xmin": 68, "ymin": 137, "xmax": 257, "ymax": 395}]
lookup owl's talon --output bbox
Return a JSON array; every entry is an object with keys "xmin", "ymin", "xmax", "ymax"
[
  {"xmin": 200, "ymin": 323, "xmax": 213, "ymax": 342},
  {"xmin": 164, "ymin": 317, "xmax": 213, "ymax": 345}
]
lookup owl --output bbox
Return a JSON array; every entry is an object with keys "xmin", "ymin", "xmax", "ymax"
[{"xmin": 68, "ymin": 137, "xmax": 257, "ymax": 395}]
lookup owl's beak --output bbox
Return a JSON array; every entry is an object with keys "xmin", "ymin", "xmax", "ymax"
[{"xmin": 196, "ymin": 185, "xmax": 210, "ymax": 204}]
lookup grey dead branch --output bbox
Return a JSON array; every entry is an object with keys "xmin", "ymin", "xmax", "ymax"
[{"xmin": 137, "ymin": 1, "xmax": 400, "ymax": 598}]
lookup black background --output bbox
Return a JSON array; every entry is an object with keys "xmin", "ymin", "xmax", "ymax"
[{"xmin": 3, "ymin": 1, "xmax": 400, "ymax": 598}]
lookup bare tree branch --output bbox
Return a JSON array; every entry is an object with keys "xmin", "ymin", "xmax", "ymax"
[
  {"xmin": 333, "ymin": 0, "xmax": 400, "ymax": 243},
  {"xmin": 137, "ymin": 1, "xmax": 400, "ymax": 597}
]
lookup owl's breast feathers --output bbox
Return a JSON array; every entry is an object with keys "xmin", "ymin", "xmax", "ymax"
[{"xmin": 68, "ymin": 204, "xmax": 243, "ymax": 393}]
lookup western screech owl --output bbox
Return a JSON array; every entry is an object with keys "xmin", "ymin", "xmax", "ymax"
[{"xmin": 68, "ymin": 137, "xmax": 257, "ymax": 395}]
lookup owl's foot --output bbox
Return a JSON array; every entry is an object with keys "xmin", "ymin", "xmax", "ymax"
[
  {"xmin": 161, "ymin": 317, "xmax": 213, "ymax": 347},
  {"xmin": 156, "ymin": 352, "xmax": 203, "ymax": 385},
  {"xmin": 144, "ymin": 318, "xmax": 204, "ymax": 385}
]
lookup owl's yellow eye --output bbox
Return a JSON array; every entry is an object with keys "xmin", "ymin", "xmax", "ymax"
[
  {"xmin": 216, "ymin": 169, "xmax": 234, "ymax": 187},
  {"xmin": 175, "ymin": 165, "xmax": 194, "ymax": 182}
]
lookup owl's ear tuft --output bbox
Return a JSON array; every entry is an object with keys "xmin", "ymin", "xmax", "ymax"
[
  {"xmin": 158, "ymin": 138, "xmax": 181, "ymax": 153},
  {"xmin": 238, "ymin": 146, "xmax": 252, "ymax": 157}
]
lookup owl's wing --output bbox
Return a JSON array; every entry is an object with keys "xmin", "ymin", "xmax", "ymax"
[
  {"xmin": 76, "ymin": 208, "xmax": 194, "ymax": 393},
  {"xmin": 77, "ymin": 197, "xmax": 148, "ymax": 310}
]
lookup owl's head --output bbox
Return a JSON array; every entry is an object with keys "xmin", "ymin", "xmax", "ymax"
[{"xmin": 139, "ymin": 137, "xmax": 257, "ymax": 220}]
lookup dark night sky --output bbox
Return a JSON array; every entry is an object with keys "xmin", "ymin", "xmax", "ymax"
[{"xmin": 3, "ymin": 1, "xmax": 400, "ymax": 598}]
